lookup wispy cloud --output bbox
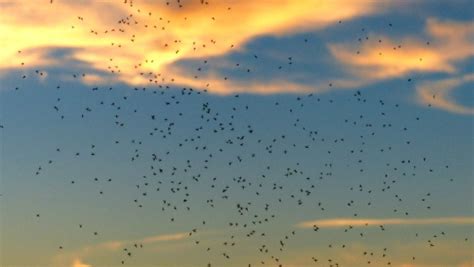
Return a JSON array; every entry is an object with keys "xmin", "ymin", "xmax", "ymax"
[
  {"xmin": 326, "ymin": 18, "xmax": 474, "ymax": 113},
  {"xmin": 2, "ymin": 1, "xmax": 471, "ymax": 113},
  {"xmin": 53, "ymin": 231, "xmax": 191, "ymax": 267},
  {"xmin": 329, "ymin": 18, "xmax": 474, "ymax": 81},
  {"xmin": 296, "ymin": 216, "xmax": 474, "ymax": 228},
  {"xmin": 416, "ymin": 73, "xmax": 474, "ymax": 115},
  {"xmin": 0, "ymin": 0, "xmax": 387, "ymax": 94},
  {"xmin": 94, "ymin": 231, "xmax": 190, "ymax": 251},
  {"xmin": 138, "ymin": 232, "xmax": 189, "ymax": 244}
]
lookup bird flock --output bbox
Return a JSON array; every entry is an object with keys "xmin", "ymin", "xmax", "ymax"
[{"xmin": 1, "ymin": 1, "xmax": 472, "ymax": 267}]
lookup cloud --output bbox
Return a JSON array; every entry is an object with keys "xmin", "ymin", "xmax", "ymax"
[
  {"xmin": 52, "ymin": 231, "xmax": 190, "ymax": 267},
  {"xmin": 0, "ymin": 0, "xmax": 387, "ymax": 94},
  {"xmin": 140, "ymin": 232, "xmax": 189, "ymax": 244},
  {"xmin": 327, "ymin": 18, "xmax": 474, "ymax": 114},
  {"xmin": 160, "ymin": 68, "xmax": 319, "ymax": 95},
  {"xmin": 94, "ymin": 231, "xmax": 190, "ymax": 252},
  {"xmin": 71, "ymin": 259, "xmax": 92, "ymax": 267},
  {"xmin": 416, "ymin": 73, "xmax": 474, "ymax": 115},
  {"xmin": 2, "ymin": 1, "xmax": 472, "ymax": 108},
  {"xmin": 296, "ymin": 216, "xmax": 474, "ymax": 228},
  {"xmin": 329, "ymin": 19, "xmax": 474, "ymax": 81}
]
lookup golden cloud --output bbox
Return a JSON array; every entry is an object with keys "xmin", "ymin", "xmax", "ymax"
[
  {"xmin": 329, "ymin": 19, "xmax": 474, "ymax": 80},
  {"xmin": 296, "ymin": 216, "xmax": 474, "ymax": 228},
  {"xmin": 71, "ymin": 258, "xmax": 92, "ymax": 267},
  {"xmin": 416, "ymin": 74, "xmax": 474, "ymax": 115},
  {"xmin": 0, "ymin": 0, "xmax": 387, "ymax": 94}
]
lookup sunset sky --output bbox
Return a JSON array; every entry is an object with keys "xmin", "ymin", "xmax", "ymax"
[{"xmin": 0, "ymin": 1, "xmax": 473, "ymax": 267}]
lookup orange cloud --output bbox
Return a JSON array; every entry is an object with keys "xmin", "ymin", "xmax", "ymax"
[
  {"xmin": 416, "ymin": 73, "xmax": 474, "ymax": 115},
  {"xmin": 162, "ymin": 69, "xmax": 319, "ymax": 95},
  {"xmin": 329, "ymin": 19, "xmax": 474, "ymax": 80},
  {"xmin": 0, "ymin": 0, "xmax": 387, "ymax": 94},
  {"xmin": 296, "ymin": 216, "xmax": 474, "ymax": 228},
  {"xmin": 71, "ymin": 258, "xmax": 92, "ymax": 267}
]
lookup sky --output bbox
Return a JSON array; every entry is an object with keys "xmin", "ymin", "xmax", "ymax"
[{"xmin": 0, "ymin": 0, "xmax": 473, "ymax": 267}]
